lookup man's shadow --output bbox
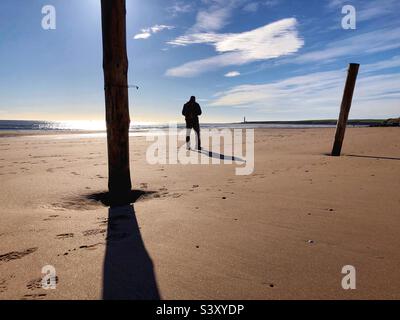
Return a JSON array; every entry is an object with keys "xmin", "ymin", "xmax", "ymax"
[
  {"xmin": 197, "ymin": 149, "xmax": 246, "ymax": 162},
  {"xmin": 93, "ymin": 191, "xmax": 160, "ymax": 300}
]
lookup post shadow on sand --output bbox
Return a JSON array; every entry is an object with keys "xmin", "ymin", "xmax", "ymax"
[
  {"xmin": 346, "ymin": 154, "xmax": 400, "ymax": 161},
  {"xmin": 323, "ymin": 152, "xmax": 400, "ymax": 161},
  {"xmin": 197, "ymin": 149, "xmax": 246, "ymax": 162},
  {"xmin": 87, "ymin": 190, "xmax": 160, "ymax": 300}
]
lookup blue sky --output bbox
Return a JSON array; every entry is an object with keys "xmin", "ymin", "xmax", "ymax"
[{"xmin": 0, "ymin": 0, "xmax": 399, "ymax": 122}]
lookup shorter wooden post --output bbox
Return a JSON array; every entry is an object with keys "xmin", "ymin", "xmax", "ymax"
[{"xmin": 331, "ymin": 63, "xmax": 360, "ymax": 156}]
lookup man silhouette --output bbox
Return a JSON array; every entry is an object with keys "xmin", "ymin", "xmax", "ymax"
[{"xmin": 182, "ymin": 96, "xmax": 202, "ymax": 150}]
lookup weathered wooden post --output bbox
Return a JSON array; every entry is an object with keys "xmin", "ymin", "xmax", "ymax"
[
  {"xmin": 331, "ymin": 63, "xmax": 360, "ymax": 156},
  {"xmin": 101, "ymin": 0, "xmax": 132, "ymax": 203}
]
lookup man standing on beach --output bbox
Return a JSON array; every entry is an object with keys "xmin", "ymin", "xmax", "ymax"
[{"xmin": 182, "ymin": 96, "xmax": 202, "ymax": 150}]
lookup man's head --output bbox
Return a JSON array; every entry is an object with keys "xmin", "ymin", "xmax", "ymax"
[{"xmin": 190, "ymin": 96, "xmax": 196, "ymax": 102}]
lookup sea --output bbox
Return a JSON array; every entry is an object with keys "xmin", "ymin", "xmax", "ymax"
[{"xmin": 0, "ymin": 120, "xmax": 337, "ymax": 134}]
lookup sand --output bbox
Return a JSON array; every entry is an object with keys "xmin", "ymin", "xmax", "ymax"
[{"xmin": 0, "ymin": 127, "xmax": 399, "ymax": 300}]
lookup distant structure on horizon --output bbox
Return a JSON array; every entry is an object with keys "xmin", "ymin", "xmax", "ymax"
[{"xmin": 243, "ymin": 117, "xmax": 246, "ymax": 123}]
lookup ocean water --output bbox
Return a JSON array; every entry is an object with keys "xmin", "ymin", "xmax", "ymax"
[{"xmin": 0, "ymin": 120, "xmax": 336, "ymax": 132}]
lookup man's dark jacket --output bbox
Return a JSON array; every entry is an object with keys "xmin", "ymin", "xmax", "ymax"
[{"xmin": 182, "ymin": 100, "xmax": 202, "ymax": 125}]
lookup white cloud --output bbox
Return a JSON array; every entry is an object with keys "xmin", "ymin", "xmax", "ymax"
[
  {"xmin": 225, "ymin": 71, "xmax": 241, "ymax": 77},
  {"xmin": 134, "ymin": 32, "xmax": 151, "ymax": 40},
  {"xmin": 134, "ymin": 24, "xmax": 174, "ymax": 40},
  {"xmin": 166, "ymin": 18, "xmax": 304, "ymax": 77},
  {"xmin": 211, "ymin": 69, "xmax": 345, "ymax": 107},
  {"xmin": 151, "ymin": 25, "xmax": 175, "ymax": 33},
  {"xmin": 209, "ymin": 59, "xmax": 400, "ymax": 119}
]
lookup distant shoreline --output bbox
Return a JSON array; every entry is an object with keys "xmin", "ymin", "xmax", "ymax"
[{"xmin": 239, "ymin": 118, "xmax": 399, "ymax": 126}]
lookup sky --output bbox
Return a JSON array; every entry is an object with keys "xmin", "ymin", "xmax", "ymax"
[{"xmin": 0, "ymin": 0, "xmax": 399, "ymax": 123}]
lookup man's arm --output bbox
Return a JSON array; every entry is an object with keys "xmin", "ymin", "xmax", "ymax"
[
  {"xmin": 196, "ymin": 103, "xmax": 202, "ymax": 116},
  {"xmin": 182, "ymin": 104, "xmax": 187, "ymax": 116}
]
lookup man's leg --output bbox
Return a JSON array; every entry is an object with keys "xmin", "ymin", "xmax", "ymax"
[
  {"xmin": 194, "ymin": 123, "xmax": 201, "ymax": 150},
  {"xmin": 186, "ymin": 125, "xmax": 191, "ymax": 150}
]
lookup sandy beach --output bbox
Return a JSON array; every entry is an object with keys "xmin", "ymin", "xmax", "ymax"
[{"xmin": 0, "ymin": 127, "xmax": 399, "ymax": 300}]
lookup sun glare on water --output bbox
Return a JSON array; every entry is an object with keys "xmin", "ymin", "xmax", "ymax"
[{"xmin": 40, "ymin": 120, "xmax": 165, "ymax": 131}]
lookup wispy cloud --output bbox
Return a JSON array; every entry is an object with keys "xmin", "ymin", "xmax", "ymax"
[
  {"xmin": 242, "ymin": 2, "xmax": 259, "ymax": 13},
  {"xmin": 225, "ymin": 71, "xmax": 241, "ymax": 77},
  {"xmin": 134, "ymin": 24, "xmax": 174, "ymax": 40},
  {"xmin": 362, "ymin": 55, "xmax": 400, "ymax": 73},
  {"xmin": 327, "ymin": 0, "xmax": 400, "ymax": 22},
  {"xmin": 209, "ymin": 59, "xmax": 400, "ymax": 119},
  {"xmin": 192, "ymin": 4, "xmax": 233, "ymax": 32},
  {"xmin": 293, "ymin": 26, "xmax": 400, "ymax": 64},
  {"xmin": 243, "ymin": 0, "xmax": 281, "ymax": 12},
  {"xmin": 264, "ymin": 0, "xmax": 281, "ymax": 6},
  {"xmin": 166, "ymin": 18, "xmax": 304, "ymax": 77},
  {"xmin": 167, "ymin": 1, "xmax": 194, "ymax": 16},
  {"xmin": 326, "ymin": 0, "xmax": 347, "ymax": 10},
  {"xmin": 187, "ymin": 0, "xmax": 252, "ymax": 33}
]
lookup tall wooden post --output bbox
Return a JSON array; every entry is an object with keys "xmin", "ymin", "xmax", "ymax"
[
  {"xmin": 101, "ymin": 0, "xmax": 132, "ymax": 202},
  {"xmin": 331, "ymin": 63, "xmax": 360, "ymax": 157}
]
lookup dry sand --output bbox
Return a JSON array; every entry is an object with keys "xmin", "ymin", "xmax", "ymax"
[{"xmin": 0, "ymin": 127, "xmax": 399, "ymax": 300}]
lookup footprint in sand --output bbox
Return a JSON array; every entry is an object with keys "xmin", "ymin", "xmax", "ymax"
[
  {"xmin": 79, "ymin": 243, "xmax": 103, "ymax": 250},
  {"xmin": 96, "ymin": 218, "xmax": 108, "ymax": 227},
  {"xmin": 0, "ymin": 274, "xmax": 16, "ymax": 293},
  {"xmin": 82, "ymin": 229, "xmax": 106, "ymax": 237},
  {"xmin": 56, "ymin": 233, "xmax": 74, "ymax": 240},
  {"xmin": 27, "ymin": 276, "xmax": 59, "ymax": 290},
  {"xmin": 171, "ymin": 193, "xmax": 183, "ymax": 198},
  {"xmin": 21, "ymin": 293, "xmax": 47, "ymax": 300},
  {"xmin": 140, "ymin": 182, "xmax": 148, "ymax": 189},
  {"xmin": 0, "ymin": 247, "xmax": 38, "ymax": 263},
  {"xmin": 26, "ymin": 278, "xmax": 43, "ymax": 290},
  {"xmin": 59, "ymin": 243, "xmax": 104, "ymax": 256},
  {"xmin": 0, "ymin": 279, "xmax": 7, "ymax": 293}
]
